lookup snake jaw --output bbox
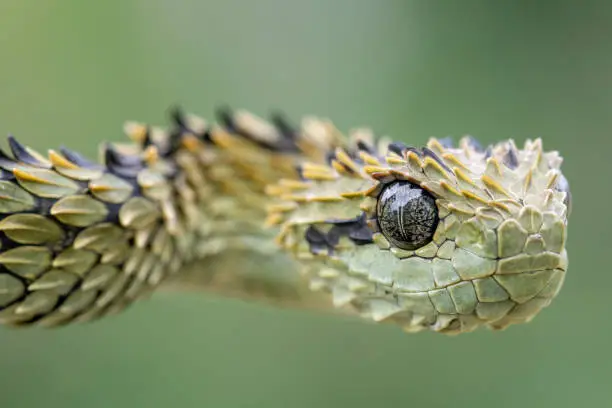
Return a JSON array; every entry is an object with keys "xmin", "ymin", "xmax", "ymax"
[{"xmin": 272, "ymin": 131, "xmax": 570, "ymax": 335}]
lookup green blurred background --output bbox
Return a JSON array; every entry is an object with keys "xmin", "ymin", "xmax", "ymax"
[{"xmin": 0, "ymin": 1, "xmax": 610, "ymax": 407}]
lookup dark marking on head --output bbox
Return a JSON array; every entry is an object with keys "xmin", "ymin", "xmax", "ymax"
[
  {"xmin": 60, "ymin": 147, "xmax": 102, "ymax": 169},
  {"xmin": 326, "ymin": 213, "xmax": 373, "ymax": 246},
  {"xmin": 465, "ymin": 136, "xmax": 483, "ymax": 152},
  {"xmin": 388, "ymin": 142, "xmax": 409, "ymax": 157},
  {"xmin": 356, "ymin": 140, "xmax": 375, "ymax": 154},
  {"xmin": 169, "ymin": 106, "xmax": 212, "ymax": 144},
  {"xmin": 169, "ymin": 106, "xmax": 187, "ymax": 129},
  {"xmin": 422, "ymin": 147, "xmax": 452, "ymax": 173},
  {"xmin": 0, "ymin": 167, "xmax": 14, "ymax": 180},
  {"xmin": 269, "ymin": 112, "xmax": 298, "ymax": 141},
  {"xmin": 216, "ymin": 106, "xmax": 237, "ymax": 132},
  {"xmin": 304, "ymin": 225, "xmax": 331, "ymax": 255},
  {"xmin": 304, "ymin": 213, "xmax": 374, "ymax": 255},
  {"xmin": 103, "ymin": 144, "xmax": 144, "ymax": 178},
  {"xmin": 503, "ymin": 143, "xmax": 519, "ymax": 169},
  {"xmin": 215, "ymin": 106, "xmax": 300, "ymax": 153},
  {"xmin": 142, "ymin": 128, "xmax": 155, "ymax": 149},
  {"xmin": 438, "ymin": 137, "xmax": 454, "ymax": 149},
  {"xmin": 295, "ymin": 164, "xmax": 306, "ymax": 180},
  {"xmin": 0, "ymin": 146, "xmax": 18, "ymax": 170}
]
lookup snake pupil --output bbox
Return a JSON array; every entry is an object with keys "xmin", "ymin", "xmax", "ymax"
[{"xmin": 376, "ymin": 181, "xmax": 439, "ymax": 250}]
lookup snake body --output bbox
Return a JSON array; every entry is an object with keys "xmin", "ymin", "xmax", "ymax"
[{"xmin": 0, "ymin": 108, "xmax": 570, "ymax": 334}]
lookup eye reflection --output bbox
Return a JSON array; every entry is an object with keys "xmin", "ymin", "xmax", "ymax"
[{"xmin": 376, "ymin": 181, "xmax": 439, "ymax": 250}]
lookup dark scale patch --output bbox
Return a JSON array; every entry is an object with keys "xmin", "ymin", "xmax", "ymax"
[
  {"xmin": 388, "ymin": 141, "xmax": 409, "ymax": 157},
  {"xmin": 58, "ymin": 224, "xmax": 80, "ymax": 250},
  {"xmin": 169, "ymin": 107, "xmax": 213, "ymax": 145},
  {"xmin": 269, "ymin": 112, "xmax": 298, "ymax": 142},
  {"xmin": 139, "ymin": 127, "xmax": 155, "ymax": 149},
  {"xmin": 327, "ymin": 213, "xmax": 373, "ymax": 245},
  {"xmin": 35, "ymin": 196, "xmax": 62, "ymax": 216},
  {"xmin": 422, "ymin": 147, "xmax": 452, "ymax": 173},
  {"xmin": 0, "ymin": 167, "xmax": 14, "ymax": 181},
  {"xmin": 0, "ymin": 231, "xmax": 20, "ymax": 252},
  {"xmin": 324, "ymin": 150, "xmax": 337, "ymax": 165},
  {"xmin": 503, "ymin": 143, "xmax": 519, "ymax": 169},
  {"xmin": 103, "ymin": 202, "xmax": 123, "ymax": 225},
  {"xmin": 325, "ymin": 144, "xmax": 365, "ymax": 168},
  {"xmin": 304, "ymin": 225, "xmax": 331, "ymax": 255},
  {"xmin": 385, "ymin": 142, "xmax": 451, "ymax": 173},
  {"xmin": 0, "ymin": 147, "xmax": 21, "ymax": 171},
  {"xmin": 438, "ymin": 137, "xmax": 454, "ymax": 148},
  {"xmin": 103, "ymin": 144, "xmax": 145, "ymax": 179},
  {"xmin": 386, "ymin": 141, "xmax": 422, "ymax": 159},
  {"xmin": 356, "ymin": 139, "xmax": 376, "ymax": 154},
  {"xmin": 215, "ymin": 106, "xmax": 300, "ymax": 153},
  {"xmin": 464, "ymin": 136, "xmax": 483, "ymax": 152},
  {"xmin": 325, "ymin": 150, "xmax": 358, "ymax": 175},
  {"xmin": 59, "ymin": 147, "xmax": 103, "ymax": 170},
  {"xmin": 8, "ymin": 136, "xmax": 49, "ymax": 168},
  {"xmin": 304, "ymin": 213, "xmax": 373, "ymax": 255},
  {"xmin": 295, "ymin": 164, "xmax": 306, "ymax": 181}
]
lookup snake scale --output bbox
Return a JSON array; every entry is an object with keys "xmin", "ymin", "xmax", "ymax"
[{"xmin": 0, "ymin": 107, "xmax": 570, "ymax": 334}]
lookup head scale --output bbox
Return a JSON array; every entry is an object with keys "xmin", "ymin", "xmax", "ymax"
[{"xmin": 268, "ymin": 125, "xmax": 569, "ymax": 335}]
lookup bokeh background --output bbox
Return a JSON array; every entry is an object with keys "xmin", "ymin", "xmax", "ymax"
[{"xmin": 0, "ymin": 1, "xmax": 610, "ymax": 407}]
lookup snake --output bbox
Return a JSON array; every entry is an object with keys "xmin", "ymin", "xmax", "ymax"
[{"xmin": 0, "ymin": 107, "xmax": 571, "ymax": 335}]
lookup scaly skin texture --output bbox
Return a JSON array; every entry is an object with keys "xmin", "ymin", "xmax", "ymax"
[{"xmin": 0, "ymin": 108, "xmax": 570, "ymax": 334}]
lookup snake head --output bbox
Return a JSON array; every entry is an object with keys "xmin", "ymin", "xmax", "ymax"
[{"xmin": 268, "ymin": 124, "xmax": 570, "ymax": 335}]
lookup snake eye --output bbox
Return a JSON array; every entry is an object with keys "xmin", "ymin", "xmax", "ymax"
[{"xmin": 376, "ymin": 181, "xmax": 439, "ymax": 250}]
